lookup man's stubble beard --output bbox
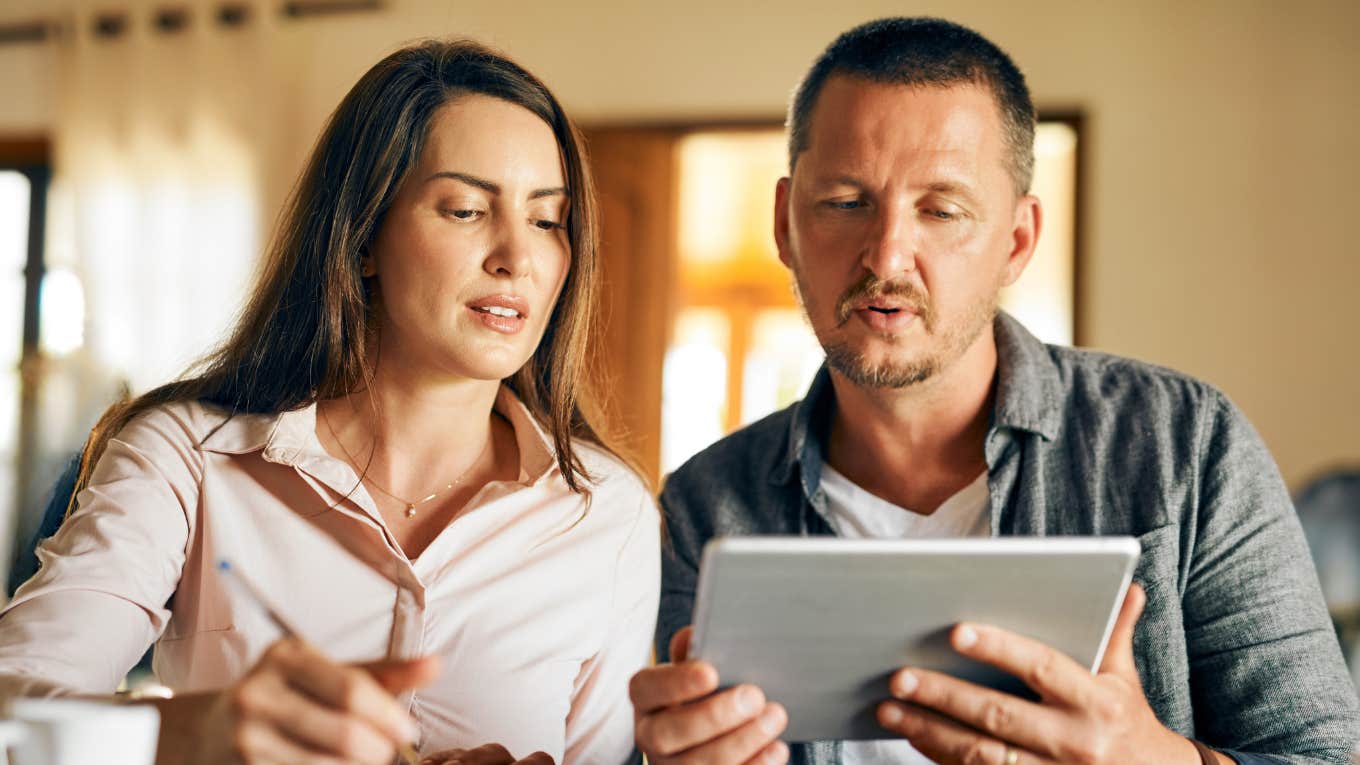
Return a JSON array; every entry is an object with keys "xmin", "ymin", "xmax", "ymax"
[{"xmin": 793, "ymin": 269, "xmax": 1001, "ymax": 391}]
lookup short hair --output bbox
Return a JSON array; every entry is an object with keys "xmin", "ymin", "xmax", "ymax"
[{"xmin": 787, "ymin": 17, "xmax": 1036, "ymax": 194}]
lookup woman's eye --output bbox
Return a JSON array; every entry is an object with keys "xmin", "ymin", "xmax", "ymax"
[
  {"xmin": 533, "ymin": 219, "xmax": 565, "ymax": 231},
  {"xmin": 443, "ymin": 209, "xmax": 482, "ymax": 221}
]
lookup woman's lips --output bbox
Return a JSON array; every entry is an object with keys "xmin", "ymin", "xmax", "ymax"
[
  {"xmin": 467, "ymin": 294, "xmax": 529, "ymax": 334},
  {"xmin": 469, "ymin": 304, "xmax": 526, "ymax": 334}
]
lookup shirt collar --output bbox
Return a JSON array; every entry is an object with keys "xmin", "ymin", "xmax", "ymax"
[
  {"xmin": 771, "ymin": 311, "xmax": 1063, "ymax": 487},
  {"xmin": 199, "ymin": 385, "xmax": 560, "ymax": 485},
  {"xmin": 990, "ymin": 311, "xmax": 1063, "ymax": 442}
]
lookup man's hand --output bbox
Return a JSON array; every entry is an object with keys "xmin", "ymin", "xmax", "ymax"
[
  {"xmin": 875, "ymin": 583, "xmax": 1229, "ymax": 764},
  {"xmin": 629, "ymin": 626, "xmax": 790, "ymax": 764},
  {"xmin": 420, "ymin": 743, "xmax": 553, "ymax": 765}
]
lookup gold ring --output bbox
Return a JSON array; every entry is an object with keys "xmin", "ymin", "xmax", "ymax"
[{"xmin": 1004, "ymin": 746, "xmax": 1019, "ymax": 765}]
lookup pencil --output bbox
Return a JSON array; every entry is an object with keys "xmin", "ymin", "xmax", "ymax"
[{"xmin": 218, "ymin": 559, "xmax": 422, "ymax": 765}]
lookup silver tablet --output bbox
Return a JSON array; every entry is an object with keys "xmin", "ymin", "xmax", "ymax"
[{"xmin": 690, "ymin": 536, "xmax": 1140, "ymax": 742}]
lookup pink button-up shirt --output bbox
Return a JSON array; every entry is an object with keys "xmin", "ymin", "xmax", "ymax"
[{"xmin": 0, "ymin": 388, "xmax": 660, "ymax": 763}]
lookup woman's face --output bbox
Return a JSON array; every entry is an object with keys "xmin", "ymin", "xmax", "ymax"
[{"xmin": 366, "ymin": 94, "xmax": 571, "ymax": 382}]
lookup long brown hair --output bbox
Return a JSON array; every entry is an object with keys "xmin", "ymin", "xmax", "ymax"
[{"xmin": 70, "ymin": 38, "xmax": 621, "ymax": 512}]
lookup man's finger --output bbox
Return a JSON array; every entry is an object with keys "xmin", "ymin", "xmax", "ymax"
[
  {"xmin": 652, "ymin": 702, "xmax": 787, "ymax": 765},
  {"xmin": 636, "ymin": 684, "xmax": 765, "ymax": 756},
  {"xmin": 886, "ymin": 667, "xmax": 1067, "ymax": 755},
  {"xmin": 949, "ymin": 621, "xmax": 1091, "ymax": 705},
  {"xmin": 670, "ymin": 626, "xmax": 694, "ymax": 663},
  {"xmin": 629, "ymin": 660, "xmax": 719, "ymax": 715},
  {"xmin": 1098, "ymin": 582, "xmax": 1146, "ymax": 681},
  {"xmin": 877, "ymin": 701, "xmax": 1033, "ymax": 765}
]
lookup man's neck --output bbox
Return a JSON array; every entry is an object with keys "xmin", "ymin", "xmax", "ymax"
[{"xmin": 825, "ymin": 327, "xmax": 998, "ymax": 515}]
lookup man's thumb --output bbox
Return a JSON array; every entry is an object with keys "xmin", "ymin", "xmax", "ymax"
[{"xmin": 1099, "ymin": 582, "xmax": 1146, "ymax": 682}]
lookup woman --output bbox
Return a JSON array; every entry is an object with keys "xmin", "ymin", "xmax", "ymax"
[{"xmin": 0, "ymin": 40, "xmax": 659, "ymax": 765}]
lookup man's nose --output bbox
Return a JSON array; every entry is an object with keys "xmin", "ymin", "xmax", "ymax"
[{"xmin": 859, "ymin": 204, "xmax": 918, "ymax": 279}]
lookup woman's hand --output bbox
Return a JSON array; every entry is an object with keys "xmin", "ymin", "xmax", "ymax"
[
  {"xmin": 194, "ymin": 636, "xmax": 439, "ymax": 764},
  {"xmin": 419, "ymin": 744, "xmax": 554, "ymax": 765}
]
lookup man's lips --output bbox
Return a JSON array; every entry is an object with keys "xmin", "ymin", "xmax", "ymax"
[{"xmin": 851, "ymin": 304, "xmax": 923, "ymax": 332}]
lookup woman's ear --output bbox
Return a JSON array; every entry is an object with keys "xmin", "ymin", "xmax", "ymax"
[{"xmin": 359, "ymin": 250, "xmax": 377, "ymax": 278}]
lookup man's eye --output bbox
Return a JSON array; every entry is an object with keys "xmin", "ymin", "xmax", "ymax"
[
  {"xmin": 825, "ymin": 200, "xmax": 863, "ymax": 211},
  {"xmin": 443, "ymin": 209, "xmax": 482, "ymax": 221},
  {"xmin": 924, "ymin": 208, "xmax": 958, "ymax": 221}
]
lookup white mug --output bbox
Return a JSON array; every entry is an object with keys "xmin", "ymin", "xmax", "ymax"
[{"xmin": 0, "ymin": 698, "xmax": 159, "ymax": 765}]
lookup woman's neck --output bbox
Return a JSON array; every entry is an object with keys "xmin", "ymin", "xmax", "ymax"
[{"xmin": 317, "ymin": 357, "xmax": 509, "ymax": 501}]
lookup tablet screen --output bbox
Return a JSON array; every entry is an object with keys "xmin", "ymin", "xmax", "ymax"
[{"xmin": 691, "ymin": 536, "xmax": 1139, "ymax": 741}]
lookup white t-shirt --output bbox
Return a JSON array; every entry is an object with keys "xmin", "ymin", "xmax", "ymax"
[{"xmin": 820, "ymin": 464, "xmax": 990, "ymax": 765}]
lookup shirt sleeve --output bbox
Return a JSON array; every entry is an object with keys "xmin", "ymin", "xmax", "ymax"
[
  {"xmin": 1183, "ymin": 391, "xmax": 1360, "ymax": 762},
  {"xmin": 561, "ymin": 488, "xmax": 661, "ymax": 764},
  {"xmin": 0, "ymin": 405, "xmax": 199, "ymax": 696}
]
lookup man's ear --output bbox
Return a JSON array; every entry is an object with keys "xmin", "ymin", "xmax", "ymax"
[
  {"xmin": 774, "ymin": 176, "xmax": 793, "ymax": 268},
  {"xmin": 1002, "ymin": 194, "xmax": 1042, "ymax": 287}
]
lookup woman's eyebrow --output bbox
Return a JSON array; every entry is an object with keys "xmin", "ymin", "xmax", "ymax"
[{"xmin": 424, "ymin": 170, "xmax": 567, "ymax": 200}]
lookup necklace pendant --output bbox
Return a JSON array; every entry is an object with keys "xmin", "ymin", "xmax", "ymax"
[{"xmin": 405, "ymin": 504, "xmax": 417, "ymax": 519}]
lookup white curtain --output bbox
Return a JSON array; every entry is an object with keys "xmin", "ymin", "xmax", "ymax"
[{"xmin": 7, "ymin": 0, "xmax": 275, "ymax": 580}]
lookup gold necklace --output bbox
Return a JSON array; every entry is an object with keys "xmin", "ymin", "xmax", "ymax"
[{"xmin": 320, "ymin": 406, "xmax": 492, "ymax": 519}]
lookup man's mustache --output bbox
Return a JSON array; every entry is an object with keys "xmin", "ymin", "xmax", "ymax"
[{"xmin": 834, "ymin": 273, "xmax": 935, "ymax": 329}]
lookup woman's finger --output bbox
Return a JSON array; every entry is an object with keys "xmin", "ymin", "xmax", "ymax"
[
  {"xmin": 235, "ymin": 671, "xmax": 394, "ymax": 765},
  {"xmin": 234, "ymin": 716, "xmax": 347, "ymax": 765},
  {"xmin": 262, "ymin": 638, "xmax": 418, "ymax": 745}
]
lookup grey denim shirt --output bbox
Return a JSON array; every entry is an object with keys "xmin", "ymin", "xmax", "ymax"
[{"xmin": 657, "ymin": 313, "xmax": 1360, "ymax": 765}]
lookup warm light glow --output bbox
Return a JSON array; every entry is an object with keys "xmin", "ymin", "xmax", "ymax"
[
  {"xmin": 0, "ymin": 171, "xmax": 30, "ymax": 374},
  {"xmin": 39, "ymin": 268, "xmax": 86, "ymax": 357},
  {"xmin": 661, "ymin": 309, "xmax": 730, "ymax": 473},
  {"xmin": 1000, "ymin": 122, "xmax": 1078, "ymax": 345},
  {"xmin": 0, "ymin": 168, "xmax": 30, "ymax": 465},
  {"xmin": 741, "ymin": 309, "xmax": 823, "ymax": 426},
  {"xmin": 675, "ymin": 131, "xmax": 788, "ymax": 292}
]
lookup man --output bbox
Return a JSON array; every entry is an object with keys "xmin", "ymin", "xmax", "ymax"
[{"xmin": 629, "ymin": 16, "xmax": 1360, "ymax": 765}]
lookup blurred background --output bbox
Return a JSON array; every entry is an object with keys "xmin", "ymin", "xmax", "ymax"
[{"xmin": 0, "ymin": 0, "xmax": 1356, "ymax": 672}]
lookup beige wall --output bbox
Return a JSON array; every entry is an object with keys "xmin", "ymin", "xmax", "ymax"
[{"xmin": 1, "ymin": 0, "xmax": 1355, "ymax": 487}]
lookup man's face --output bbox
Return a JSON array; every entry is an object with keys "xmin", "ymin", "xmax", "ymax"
[{"xmin": 775, "ymin": 76, "xmax": 1039, "ymax": 389}]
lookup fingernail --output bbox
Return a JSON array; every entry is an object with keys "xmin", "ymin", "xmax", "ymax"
[
  {"xmin": 893, "ymin": 671, "xmax": 918, "ymax": 697},
  {"xmin": 767, "ymin": 740, "xmax": 790, "ymax": 763},
  {"xmin": 758, "ymin": 703, "xmax": 785, "ymax": 736},
  {"xmin": 957, "ymin": 625, "xmax": 978, "ymax": 648},
  {"xmin": 880, "ymin": 703, "xmax": 903, "ymax": 726},
  {"xmin": 737, "ymin": 685, "xmax": 763, "ymax": 716}
]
